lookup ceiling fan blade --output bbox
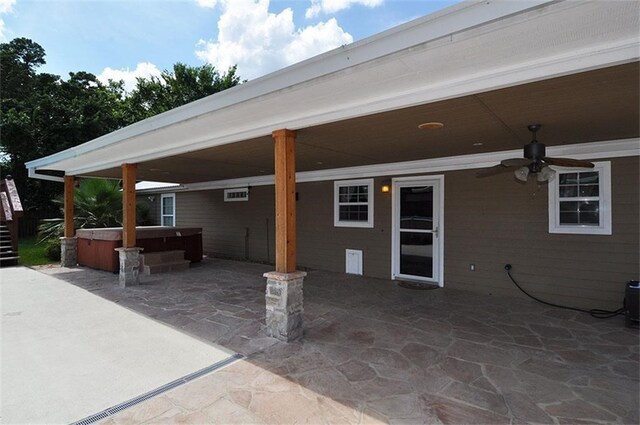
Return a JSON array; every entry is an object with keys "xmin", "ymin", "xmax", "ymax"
[
  {"xmin": 476, "ymin": 164, "xmax": 513, "ymax": 177},
  {"xmin": 501, "ymin": 158, "xmax": 532, "ymax": 167},
  {"xmin": 543, "ymin": 157, "xmax": 595, "ymax": 168}
]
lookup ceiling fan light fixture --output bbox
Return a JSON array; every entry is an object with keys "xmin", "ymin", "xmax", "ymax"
[
  {"xmin": 537, "ymin": 166, "xmax": 556, "ymax": 182},
  {"xmin": 514, "ymin": 166, "xmax": 529, "ymax": 182}
]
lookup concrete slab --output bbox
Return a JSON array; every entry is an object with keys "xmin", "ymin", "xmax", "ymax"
[{"xmin": 0, "ymin": 266, "xmax": 235, "ymax": 424}]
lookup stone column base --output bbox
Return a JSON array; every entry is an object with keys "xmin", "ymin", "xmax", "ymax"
[
  {"xmin": 60, "ymin": 237, "xmax": 78, "ymax": 267},
  {"xmin": 115, "ymin": 247, "xmax": 143, "ymax": 288},
  {"xmin": 264, "ymin": 270, "xmax": 306, "ymax": 342}
]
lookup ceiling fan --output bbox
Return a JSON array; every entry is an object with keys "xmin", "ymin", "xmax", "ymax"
[{"xmin": 477, "ymin": 124, "xmax": 594, "ymax": 182}]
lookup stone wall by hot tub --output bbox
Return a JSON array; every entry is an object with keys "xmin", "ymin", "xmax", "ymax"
[{"xmin": 76, "ymin": 226, "xmax": 202, "ymax": 272}]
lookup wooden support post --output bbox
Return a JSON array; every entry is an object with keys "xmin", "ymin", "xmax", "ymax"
[
  {"xmin": 272, "ymin": 129, "xmax": 297, "ymax": 273},
  {"xmin": 122, "ymin": 163, "xmax": 137, "ymax": 248},
  {"xmin": 63, "ymin": 175, "xmax": 75, "ymax": 238}
]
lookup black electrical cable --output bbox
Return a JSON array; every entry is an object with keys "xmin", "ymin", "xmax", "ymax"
[{"xmin": 504, "ymin": 265, "xmax": 625, "ymax": 319}]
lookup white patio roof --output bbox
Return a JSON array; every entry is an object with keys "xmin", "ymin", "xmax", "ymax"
[{"xmin": 26, "ymin": 0, "xmax": 640, "ymax": 182}]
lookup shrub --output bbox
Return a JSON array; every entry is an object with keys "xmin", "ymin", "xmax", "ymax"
[{"xmin": 44, "ymin": 239, "xmax": 61, "ymax": 261}]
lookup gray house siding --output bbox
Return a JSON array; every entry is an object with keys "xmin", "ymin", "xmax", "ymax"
[
  {"xmin": 142, "ymin": 155, "xmax": 638, "ymax": 310},
  {"xmin": 443, "ymin": 156, "xmax": 638, "ymax": 310},
  {"xmin": 175, "ymin": 187, "xmax": 276, "ymax": 263},
  {"xmin": 297, "ymin": 179, "xmax": 392, "ymax": 279}
]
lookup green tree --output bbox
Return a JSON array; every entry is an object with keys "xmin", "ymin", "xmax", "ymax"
[
  {"xmin": 121, "ymin": 63, "xmax": 241, "ymax": 124},
  {"xmin": 1, "ymin": 38, "xmax": 127, "ymax": 215},
  {"xmin": 1, "ymin": 38, "xmax": 243, "ymax": 217}
]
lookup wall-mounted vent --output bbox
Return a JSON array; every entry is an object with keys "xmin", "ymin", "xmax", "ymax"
[
  {"xmin": 224, "ymin": 188, "xmax": 249, "ymax": 202},
  {"xmin": 346, "ymin": 249, "xmax": 363, "ymax": 275}
]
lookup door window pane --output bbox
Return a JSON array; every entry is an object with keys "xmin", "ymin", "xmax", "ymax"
[
  {"xmin": 400, "ymin": 232, "xmax": 433, "ymax": 278},
  {"xmin": 400, "ymin": 186, "xmax": 433, "ymax": 230}
]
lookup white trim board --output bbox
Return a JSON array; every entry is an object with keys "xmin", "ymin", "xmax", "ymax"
[{"xmin": 135, "ymin": 138, "xmax": 639, "ymax": 194}]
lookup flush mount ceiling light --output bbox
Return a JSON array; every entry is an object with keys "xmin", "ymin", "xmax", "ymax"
[{"xmin": 418, "ymin": 122, "xmax": 444, "ymax": 130}]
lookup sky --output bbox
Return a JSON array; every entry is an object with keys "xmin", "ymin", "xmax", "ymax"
[{"xmin": 1, "ymin": 0, "xmax": 461, "ymax": 92}]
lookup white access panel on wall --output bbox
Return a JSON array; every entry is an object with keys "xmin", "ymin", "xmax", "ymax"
[{"xmin": 345, "ymin": 249, "xmax": 363, "ymax": 275}]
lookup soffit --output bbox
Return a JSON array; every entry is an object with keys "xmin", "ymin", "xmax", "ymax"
[{"xmin": 84, "ymin": 62, "xmax": 639, "ymax": 183}]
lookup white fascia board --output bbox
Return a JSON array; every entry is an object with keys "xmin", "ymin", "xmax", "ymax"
[
  {"xmin": 25, "ymin": 0, "xmax": 553, "ymax": 173},
  {"xmin": 27, "ymin": 167, "xmax": 64, "ymax": 182},
  {"xmin": 135, "ymin": 181, "xmax": 182, "ymax": 191},
  {"xmin": 167, "ymin": 139, "xmax": 639, "ymax": 193}
]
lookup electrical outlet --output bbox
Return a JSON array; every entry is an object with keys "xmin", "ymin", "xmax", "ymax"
[{"xmin": 470, "ymin": 264, "xmax": 475, "ymax": 271}]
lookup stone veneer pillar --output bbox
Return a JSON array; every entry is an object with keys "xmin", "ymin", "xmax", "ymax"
[
  {"xmin": 60, "ymin": 237, "xmax": 77, "ymax": 267},
  {"xmin": 115, "ymin": 247, "xmax": 143, "ymax": 287},
  {"xmin": 264, "ymin": 271, "xmax": 306, "ymax": 342}
]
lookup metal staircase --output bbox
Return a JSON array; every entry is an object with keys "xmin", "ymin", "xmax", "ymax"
[{"xmin": 0, "ymin": 176, "xmax": 23, "ymax": 267}]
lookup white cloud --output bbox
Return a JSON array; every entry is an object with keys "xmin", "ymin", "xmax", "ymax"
[
  {"xmin": 0, "ymin": 0, "xmax": 15, "ymax": 41},
  {"xmin": 97, "ymin": 62, "xmax": 162, "ymax": 93},
  {"xmin": 195, "ymin": 0, "xmax": 353, "ymax": 80},
  {"xmin": 305, "ymin": 0, "xmax": 383, "ymax": 19},
  {"xmin": 0, "ymin": 0, "xmax": 15, "ymax": 14},
  {"xmin": 196, "ymin": 0, "xmax": 217, "ymax": 8},
  {"xmin": 0, "ymin": 19, "xmax": 6, "ymax": 41}
]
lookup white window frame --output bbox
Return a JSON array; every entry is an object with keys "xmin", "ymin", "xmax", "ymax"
[
  {"xmin": 548, "ymin": 161, "xmax": 611, "ymax": 235},
  {"xmin": 334, "ymin": 179, "xmax": 374, "ymax": 228},
  {"xmin": 161, "ymin": 193, "xmax": 176, "ymax": 227}
]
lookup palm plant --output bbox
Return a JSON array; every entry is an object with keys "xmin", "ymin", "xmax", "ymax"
[{"xmin": 38, "ymin": 178, "xmax": 143, "ymax": 243}]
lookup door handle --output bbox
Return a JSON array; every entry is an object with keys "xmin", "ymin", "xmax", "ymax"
[{"xmin": 433, "ymin": 226, "xmax": 439, "ymax": 238}]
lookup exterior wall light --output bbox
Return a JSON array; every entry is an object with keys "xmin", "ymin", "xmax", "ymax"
[{"xmin": 381, "ymin": 180, "xmax": 391, "ymax": 193}]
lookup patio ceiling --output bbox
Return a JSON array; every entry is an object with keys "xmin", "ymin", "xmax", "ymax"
[
  {"xmin": 84, "ymin": 62, "xmax": 639, "ymax": 184},
  {"xmin": 26, "ymin": 0, "xmax": 639, "ymax": 184}
]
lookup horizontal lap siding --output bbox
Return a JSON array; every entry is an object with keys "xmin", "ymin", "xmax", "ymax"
[
  {"xmin": 175, "ymin": 188, "xmax": 276, "ymax": 263},
  {"xmin": 164, "ymin": 155, "xmax": 637, "ymax": 310},
  {"xmin": 443, "ymin": 156, "xmax": 639, "ymax": 309},
  {"xmin": 297, "ymin": 180, "xmax": 391, "ymax": 277},
  {"xmin": 171, "ymin": 180, "xmax": 393, "ymax": 276}
]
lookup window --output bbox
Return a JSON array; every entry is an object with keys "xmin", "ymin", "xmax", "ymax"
[
  {"xmin": 334, "ymin": 179, "xmax": 374, "ymax": 228},
  {"xmin": 224, "ymin": 188, "xmax": 249, "ymax": 202},
  {"xmin": 161, "ymin": 193, "xmax": 175, "ymax": 226},
  {"xmin": 548, "ymin": 161, "xmax": 611, "ymax": 235}
]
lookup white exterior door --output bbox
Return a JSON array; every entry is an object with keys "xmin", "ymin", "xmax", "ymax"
[{"xmin": 392, "ymin": 176, "xmax": 444, "ymax": 286}]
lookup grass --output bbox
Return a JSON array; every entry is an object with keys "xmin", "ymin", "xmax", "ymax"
[{"xmin": 18, "ymin": 236, "xmax": 54, "ymax": 266}]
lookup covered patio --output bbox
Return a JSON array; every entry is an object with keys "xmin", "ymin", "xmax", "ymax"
[
  {"xmin": 38, "ymin": 259, "xmax": 639, "ymax": 424},
  {"xmin": 25, "ymin": 1, "xmax": 640, "ymax": 343}
]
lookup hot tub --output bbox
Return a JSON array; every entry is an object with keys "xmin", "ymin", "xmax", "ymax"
[{"xmin": 76, "ymin": 226, "xmax": 203, "ymax": 272}]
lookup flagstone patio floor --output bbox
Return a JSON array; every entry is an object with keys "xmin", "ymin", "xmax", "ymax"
[{"xmin": 39, "ymin": 258, "xmax": 639, "ymax": 424}]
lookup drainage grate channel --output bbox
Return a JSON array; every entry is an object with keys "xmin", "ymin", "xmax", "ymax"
[{"xmin": 72, "ymin": 353, "xmax": 243, "ymax": 425}]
